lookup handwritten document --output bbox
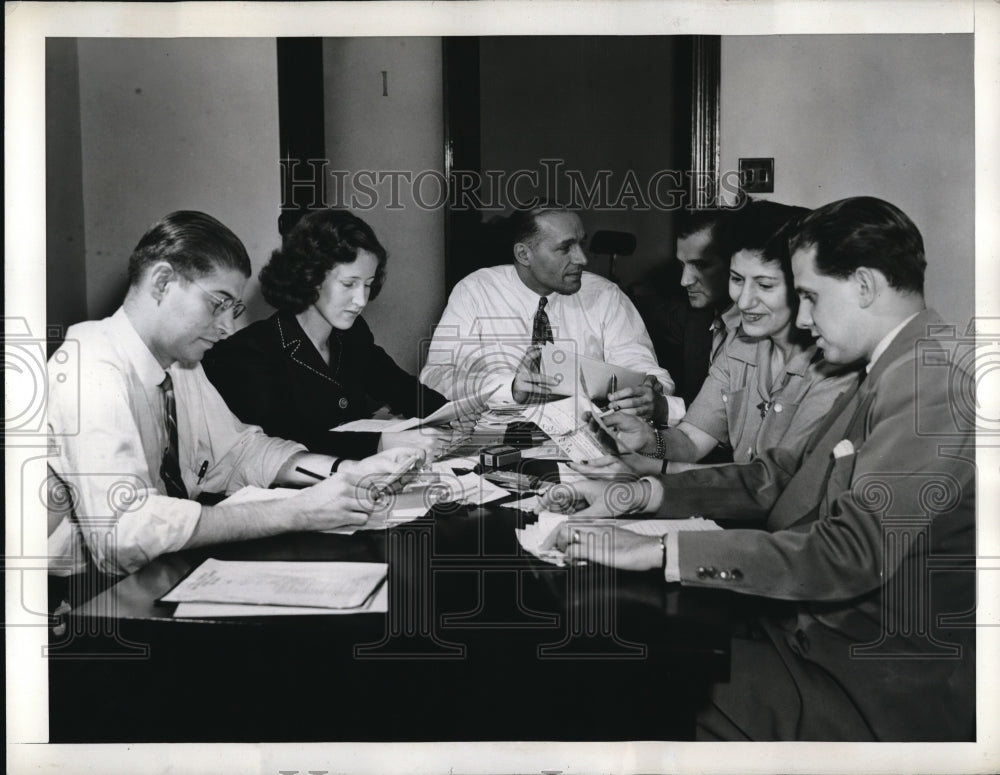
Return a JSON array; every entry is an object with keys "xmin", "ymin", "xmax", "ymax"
[
  {"xmin": 533, "ymin": 396, "xmax": 618, "ymax": 462},
  {"xmin": 160, "ymin": 559, "xmax": 387, "ymax": 609}
]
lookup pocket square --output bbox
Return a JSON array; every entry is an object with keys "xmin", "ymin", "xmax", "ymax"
[{"xmin": 832, "ymin": 439, "xmax": 855, "ymax": 459}]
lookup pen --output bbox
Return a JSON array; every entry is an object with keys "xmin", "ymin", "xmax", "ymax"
[
  {"xmin": 609, "ymin": 374, "xmax": 618, "ymax": 397},
  {"xmin": 196, "ymin": 460, "xmax": 209, "ymax": 484},
  {"xmin": 295, "ymin": 466, "xmax": 326, "ymax": 481}
]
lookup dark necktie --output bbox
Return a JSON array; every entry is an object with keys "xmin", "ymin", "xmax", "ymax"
[
  {"xmin": 159, "ymin": 373, "xmax": 188, "ymax": 499},
  {"xmin": 532, "ymin": 297, "xmax": 554, "ymax": 345}
]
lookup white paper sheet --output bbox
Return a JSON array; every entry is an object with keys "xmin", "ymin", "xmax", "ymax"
[
  {"xmin": 172, "ymin": 581, "xmax": 389, "ymax": 618},
  {"xmin": 533, "ymin": 396, "xmax": 618, "ymax": 462},
  {"xmin": 159, "ymin": 559, "xmax": 387, "ymax": 609},
  {"xmin": 328, "ymin": 418, "xmax": 399, "ymax": 432},
  {"xmin": 381, "ymin": 385, "xmax": 500, "ymax": 432},
  {"xmin": 539, "ymin": 344, "xmax": 644, "ymax": 400}
]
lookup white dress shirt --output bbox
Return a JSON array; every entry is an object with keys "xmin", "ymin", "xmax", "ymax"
[
  {"xmin": 47, "ymin": 308, "xmax": 305, "ymax": 576},
  {"xmin": 419, "ymin": 265, "xmax": 684, "ymax": 419}
]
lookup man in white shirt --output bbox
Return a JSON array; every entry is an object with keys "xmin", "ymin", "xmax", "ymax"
[
  {"xmin": 541, "ymin": 197, "xmax": 975, "ymax": 741},
  {"xmin": 48, "ymin": 211, "xmax": 418, "ymax": 579},
  {"xmin": 419, "ymin": 204, "xmax": 683, "ymax": 424}
]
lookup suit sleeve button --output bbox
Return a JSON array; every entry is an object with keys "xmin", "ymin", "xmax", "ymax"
[
  {"xmin": 696, "ymin": 566, "xmax": 707, "ymax": 578},
  {"xmin": 731, "ymin": 568, "xmax": 743, "ymax": 581},
  {"xmin": 718, "ymin": 570, "xmax": 729, "ymax": 580}
]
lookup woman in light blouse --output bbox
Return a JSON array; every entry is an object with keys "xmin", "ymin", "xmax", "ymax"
[{"xmin": 591, "ymin": 201, "xmax": 860, "ymax": 475}]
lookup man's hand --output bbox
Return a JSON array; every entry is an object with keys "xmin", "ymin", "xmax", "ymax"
[
  {"xmin": 598, "ymin": 411, "xmax": 657, "ymax": 453},
  {"xmin": 568, "ymin": 452, "xmax": 659, "ymax": 477},
  {"xmin": 539, "ymin": 476, "xmax": 652, "ymax": 517},
  {"xmin": 340, "ymin": 446, "xmax": 426, "ymax": 484},
  {"xmin": 291, "ymin": 470, "xmax": 379, "ymax": 531},
  {"xmin": 540, "ymin": 522, "xmax": 663, "ymax": 570},
  {"xmin": 607, "ymin": 376, "xmax": 670, "ymax": 424},
  {"xmin": 511, "ymin": 346, "xmax": 560, "ymax": 403}
]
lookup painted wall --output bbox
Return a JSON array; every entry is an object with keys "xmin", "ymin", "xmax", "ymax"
[
  {"xmin": 45, "ymin": 38, "xmax": 88, "ymax": 338},
  {"xmin": 72, "ymin": 38, "xmax": 282, "ymax": 322},
  {"xmin": 720, "ymin": 34, "xmax": 974, "ymax": 328},
  {"xmin": 479, "ymin": 36, "xmax": 683, "ymax": 288},
  {"xmin": 322, "ymin": 37, "xmax": 446, "ymax": 373}
]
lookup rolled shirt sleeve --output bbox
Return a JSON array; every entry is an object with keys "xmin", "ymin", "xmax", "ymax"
[
  {"xmin": 419, "ymin": 266, "xmax": 682, "ymax": 418},
  {"xmin": 47, "ymin": 311, "xmax": 305, "ymax": 576}
]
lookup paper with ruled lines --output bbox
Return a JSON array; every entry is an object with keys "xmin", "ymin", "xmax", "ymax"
[{"xmin": 159, "ymin": 559, "xmax": 387, "ymax": 609}]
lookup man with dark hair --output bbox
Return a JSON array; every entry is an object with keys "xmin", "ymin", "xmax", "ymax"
[
  {"xmin": 420, "ymin": 203, "xmax": 683, "ymax": 424},
  {"xmin": 48, "ymin": 211, "xmax": 419, "ymax": 579},
  {"xmin": 630, "ymin": 206, "xmax": 737, "ymax": 408},
  {"xmin": 543, "ymin": 196, "xmax": 975, "ymax": 741}
]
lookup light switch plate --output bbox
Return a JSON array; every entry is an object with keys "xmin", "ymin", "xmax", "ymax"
[{"xmin": 738, "ymin": 157, "xmax": 775, "ymax": 193}]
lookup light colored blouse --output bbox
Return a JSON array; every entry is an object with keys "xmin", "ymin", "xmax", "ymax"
[{"xmin": 683, "ymin": 326, "xmax": 859, "ymax": 464}]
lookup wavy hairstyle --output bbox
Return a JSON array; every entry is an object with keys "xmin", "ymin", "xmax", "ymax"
[{"xmin": 260, "ymin": 209, "xmax": 388, "ymax": 313}]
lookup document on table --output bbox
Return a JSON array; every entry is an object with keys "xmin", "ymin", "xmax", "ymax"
[
  {"xmin": 515, "ymin": 512, "xmax": 722, "ymax": 566},
  {"xmin": 533, "ymin": 396, "xmax": 618, "ymax": 462},
  {"xmin": 329, "ymin": 418, "xmax": 399, "ymax": 432},
  {"xmin": 382, "ymin": 385, "xmax": 500, "ymax": 432},
  {"xmin": 159, "ymin": 558, "xmax": 387, "ymax": 609},
  {"xmin": 172, "ymin": 581, "xmax": 388, "ymax": 618}
]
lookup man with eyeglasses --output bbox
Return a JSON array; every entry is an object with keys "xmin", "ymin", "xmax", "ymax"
[{"xmin": 47, "ymin": 211, "xmax": 418, "ymax": 583}]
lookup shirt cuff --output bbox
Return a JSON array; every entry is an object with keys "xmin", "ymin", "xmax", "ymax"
[
  {"xmin": 663, "ymin": 530, "xmax": 681, "ymax": 582},
  {"xmin": 662, "ymin": 395, "xmax": 687, "ymax": 427}
]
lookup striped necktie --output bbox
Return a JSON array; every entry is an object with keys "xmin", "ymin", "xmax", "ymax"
[
  {"xmin": 532, "ymin": 297, "xmax": 554, "ymax": 345},
  {"xmin": 159, "ymin": 373, "xmax": 188, "ymax": 499}
]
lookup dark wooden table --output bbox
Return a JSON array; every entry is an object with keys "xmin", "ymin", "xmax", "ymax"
[{"xmin": 49, "ymin": 499, "xmax": 733, "ymax": 742}]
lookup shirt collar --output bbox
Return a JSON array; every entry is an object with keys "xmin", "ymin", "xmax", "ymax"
[
  {"xmin": 867, "ymin": 312, "xmax": 921, "ymax": 374},
  {"xmin": 717, "ymin": 304, "xmax": 742, "ymax": 332},
  {"xmin": 113, "ymin": 307, "xmax": 168, "ymax": 387},
  {"xmin": 507, "ymin": 264, "xmax": 556, "ymax": 306}
]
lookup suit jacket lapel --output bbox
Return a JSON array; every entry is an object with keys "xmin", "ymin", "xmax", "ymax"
[
  {"xmin": 765, "ymin": 309, "xmax": 940, "ymax": 532},
  {"xmin": 276, "ymin": 312, "xmax": 340, "ymax": 385}
]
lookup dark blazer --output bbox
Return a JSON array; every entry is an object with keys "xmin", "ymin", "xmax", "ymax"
[
  {"xmin": 629, "ymin": 264, "xmax": 717, "ymax": 407},
  {"xmin": 203, "ymin": 312, "xmax": 448, "ymax": 459},
  {"xmin": 656, "ymin": 309, "xmax": 975, "ymax": 740}
]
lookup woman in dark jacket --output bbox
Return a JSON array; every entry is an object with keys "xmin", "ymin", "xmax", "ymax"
[{"xmin": 204, "ymin": 209, "xmax": 449, "ymax": 461}]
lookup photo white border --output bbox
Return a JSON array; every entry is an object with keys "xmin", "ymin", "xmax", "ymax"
[{"xmin": 6, "ymin": 1, "xmax": 999, "ymax": 773}]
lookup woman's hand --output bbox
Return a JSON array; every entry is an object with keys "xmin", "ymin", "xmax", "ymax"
[{"xmin": 540, "ymin": 522, "xmax": 662, "ymax": 570}]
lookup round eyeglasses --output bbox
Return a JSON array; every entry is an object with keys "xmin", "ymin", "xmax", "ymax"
[{"xmin": 191, "ymin": 280, "xmax": 246, "ymax": 319}]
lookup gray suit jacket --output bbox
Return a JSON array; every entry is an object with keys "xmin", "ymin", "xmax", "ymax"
[{"xmin": 657, "ymin": 309, "xmax": 976, "ymax": 740}]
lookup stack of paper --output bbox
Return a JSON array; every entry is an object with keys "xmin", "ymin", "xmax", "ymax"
[{"xmin": 162, "ymin": 558, "xmax": 388, "ymax": 617}]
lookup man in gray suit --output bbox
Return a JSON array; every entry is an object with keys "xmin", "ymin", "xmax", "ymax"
[{"xmin": 543, "ymin": 197, "xmax": 975, "ymax": 741}]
